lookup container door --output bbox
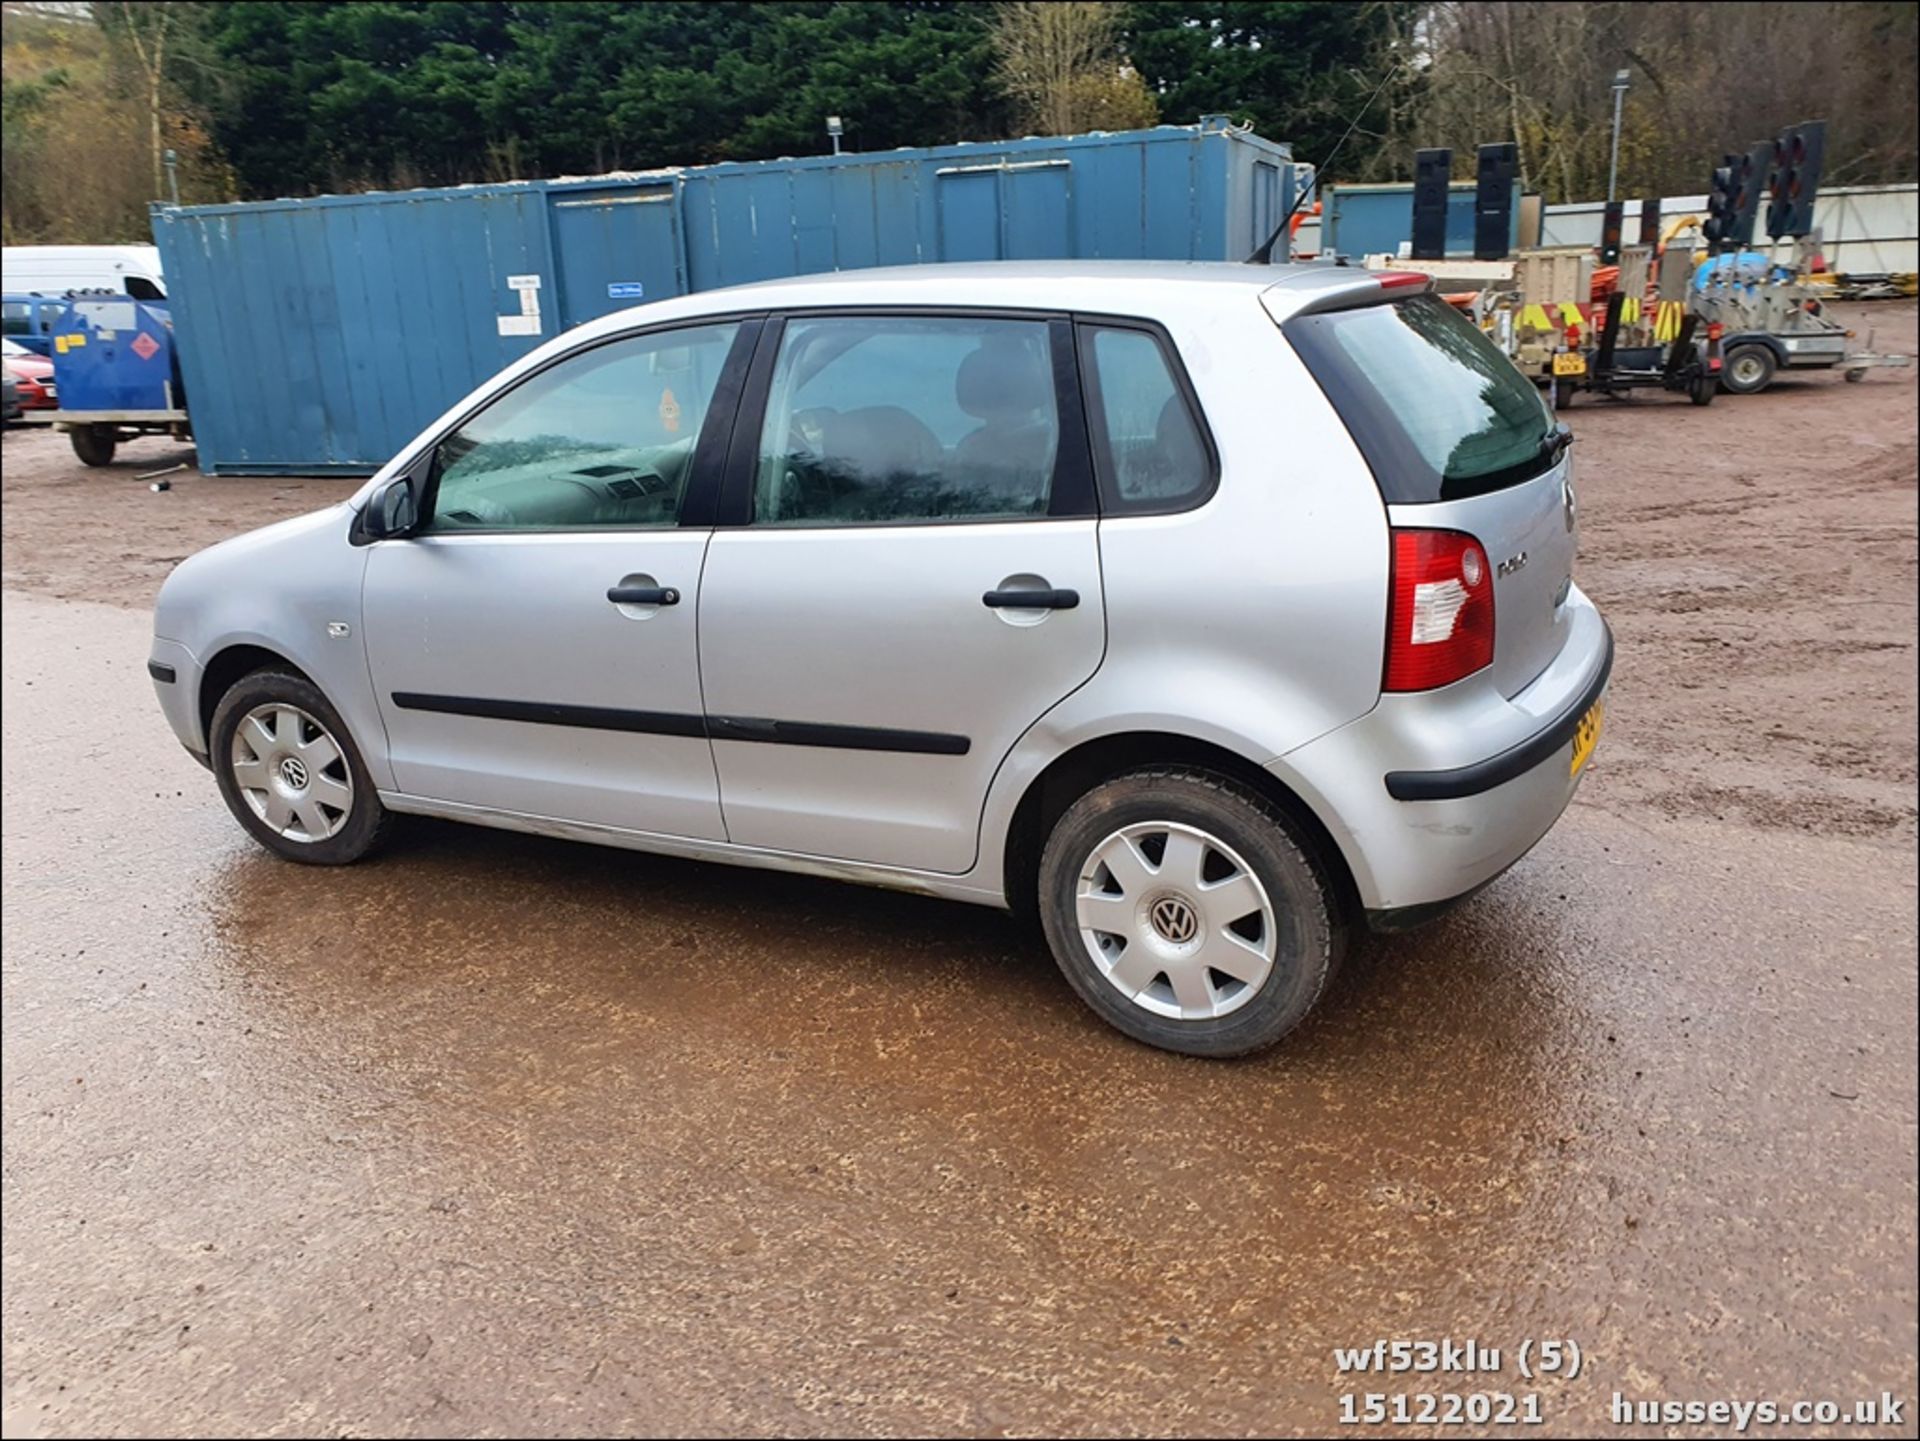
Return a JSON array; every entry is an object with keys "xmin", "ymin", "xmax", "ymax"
[
  {"xmin": 552, "ymin": 186, "xmax": 683, "ymax": 328},
  {"xmin": 1001, "ymin": 163, "xmax": 1072, "ymax": 259},
  {"xmin": 696, "ymin": 312, "xmax": 1103, "ymax": 875},
  {"xmin": 937, "ymin": 170, "xmax": 1000, "ymax": 261},
  {"xmin": 937, "ymin": 163, "xmax": 1074, "ymax": 262}
]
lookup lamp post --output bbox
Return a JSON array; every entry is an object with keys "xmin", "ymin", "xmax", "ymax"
[
  {"xmin": 826, "ymin": 116, "xmax": 844, "ymax": 157},
  {"xmin": 1607, "ymin": 68, "xmax": 1630, "ymax": 203}
]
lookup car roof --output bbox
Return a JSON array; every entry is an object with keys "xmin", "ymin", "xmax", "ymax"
[{"xmin": 567, "ymin": 259, "xmax": 1387, "ymax": 344}]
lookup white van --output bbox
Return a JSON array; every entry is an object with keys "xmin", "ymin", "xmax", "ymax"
[{"xmin": 1, "ymin": 244, "xmax": 167, "ymax": 299}]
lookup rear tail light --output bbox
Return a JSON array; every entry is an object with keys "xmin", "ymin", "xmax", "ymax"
[{"xmin": 1385, "ymin": 529, "xmax": 1496, "ymax": 691}]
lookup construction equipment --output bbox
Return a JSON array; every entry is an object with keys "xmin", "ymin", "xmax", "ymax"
[
  {"xmin": 1686, "ymin": 120, "xmax": 1913, "ymax": 393},
  {"xmin": 1690, "ymin": 240, "xmax": 1912, "ymax": 392}
]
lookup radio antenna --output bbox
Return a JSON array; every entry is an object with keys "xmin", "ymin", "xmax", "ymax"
[{"xmin": 1247, "ymin": 61, "xmax": 1405, "ymax": 264}]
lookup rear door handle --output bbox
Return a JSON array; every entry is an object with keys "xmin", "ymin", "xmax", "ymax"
[
  {"xmin": 607, "ymin": 584, "xmax": 680, "ymax": 606},
  {"xmin": 982, "ymin": 588, "xmax": 1079, "ymax": 610}
]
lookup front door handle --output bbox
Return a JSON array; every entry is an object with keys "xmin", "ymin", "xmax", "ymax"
[
  {"xmin": 983, "ymin": 587, "xmax": 1079, "ymax": 610},
  {"xmin": 607, "ymin": 584, "xmax": 680, "ymax": 606}
]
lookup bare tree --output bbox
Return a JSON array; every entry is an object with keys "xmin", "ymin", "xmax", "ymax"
[
  {"xmin": 1410, "ymin": 2, "xmax": 1919, "ymax": 201},
  {"xmin": 990, "ymin": 1, "xmax": 1156, "ymax": 137},
  {"xmin": 105, "ymin": 0, "xmax": 173, "ymax": 195}
]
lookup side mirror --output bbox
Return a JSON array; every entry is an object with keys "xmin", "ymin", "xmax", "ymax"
[{"xmin": 361, "ymin": 476, "xmax": 418, "ymax": 541}]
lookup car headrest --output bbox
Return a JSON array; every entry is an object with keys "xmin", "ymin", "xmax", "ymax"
[{"xmin": 956, "ymin": 335, "xmax": 1049, "ymax": 421}]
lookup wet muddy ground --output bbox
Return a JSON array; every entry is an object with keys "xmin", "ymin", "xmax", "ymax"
[{"xmin": 3, "ymin": 303, "xmax": 1916, "ymax": 1436}]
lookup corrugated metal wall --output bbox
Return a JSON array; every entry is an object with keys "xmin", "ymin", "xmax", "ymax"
[
  {"xmin": 1539, "ymin": 184, "xmax": 1919, "ymax": 273},
  {"xmin": 152, "ymin": 123, "xmax": 1296, "ymax": 474}
]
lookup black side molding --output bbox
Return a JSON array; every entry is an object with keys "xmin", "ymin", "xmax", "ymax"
[
  {"xmin": 1384, "ymin": 624, "xmax": 1614, "ymax": 802},
  {"xmin": 390, "ymin": 693, "xmax": 969, "ymax": 756},
  {"xmin": 147, "ymin": 660, "xmax": 177, "ymax": 684},
  {"xmin": 709, "ymin": 715, "xmax": 969, "ymax": 756},
  {"xmin": 392, "ymin": 692, "xmax": 707, "ymax": 738}
]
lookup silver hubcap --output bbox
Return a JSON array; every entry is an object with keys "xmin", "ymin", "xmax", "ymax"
[
  {"xmin": 1732, "ymin": 354, "xmax": 1765, "ymax": 385},
  {"xmin": 230, "ymin": 703, "xmax": 352, "ymax": 843},
  {"xmin": 1075, "ymin": 821, "xmax": 1278, "ymax": 1021}
]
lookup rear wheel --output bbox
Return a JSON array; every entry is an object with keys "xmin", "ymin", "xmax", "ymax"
[
  {"xmin": 209, "ymin": 669, "xmax": 390, "ymax": 864},
  {"xmin": 1688, "ymin": 371, "xmax": 1718, "ymax": 406},
  {"xmin": 1721, "ymin": 345, "xmax": 1776, "ymax": 395},
  {"xmin": 69, "ymin": 424, "xmax": 118, "ymax": 466},
  {"xmin": 1037, "ymin": 768, "xmax": 1345, "ymax": 1058}
]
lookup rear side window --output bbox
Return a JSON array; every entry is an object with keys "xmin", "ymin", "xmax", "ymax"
[
  {"xmin": 1079, "ymin": 324, "xmax": 1213, "ymax": 513},
  {"xmin": 1287, "ymin": 294, "xmax": 1555, "ymax": 503},
  {"xmin": 753, "ymin": 315, "xmax": 1060, "ymax": 526}
]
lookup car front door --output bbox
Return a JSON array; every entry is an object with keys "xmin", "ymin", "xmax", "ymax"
[
  {"xmin": 696, "ymin": 311, "xmax": 1105, "ymax": 874},
  {"xmin": 362, "ymin": 318, "xmax": 756, "ymax": 840}
]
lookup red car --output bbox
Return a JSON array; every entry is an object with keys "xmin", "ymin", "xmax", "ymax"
[{"xmin": 2, "ymin": 337, "xmax": 56, "ymax": 410}]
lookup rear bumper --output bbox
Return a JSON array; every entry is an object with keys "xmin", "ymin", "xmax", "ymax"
[
  {"xmin": 1271, "ymin": 590, "xmax": 1612, "ymax": 914},
  {"xmin": 1384, "ymin": 630, "xmax": 1612, "ymax": 800}
]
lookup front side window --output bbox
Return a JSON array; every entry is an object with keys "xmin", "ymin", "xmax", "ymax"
[
  {"xmin": 753, "ymin": 315, "xmax": 1059, "ymax": 526},
  {"xmin": 2, "ymin": 303, "xmax": 28, "ymax": 336},
  {"xmin": 1082, "ymin": 325, "xmax": 1212, "ymax": 511},
  {"xmin": 426, "ymin": 321, "xmax": 740, "ymax": 532}
]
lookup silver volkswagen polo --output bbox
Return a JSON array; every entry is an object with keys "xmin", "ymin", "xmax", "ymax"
[{"xmin": 149, "ymin": 262, "xmax": 1610, "ymax": 1057}]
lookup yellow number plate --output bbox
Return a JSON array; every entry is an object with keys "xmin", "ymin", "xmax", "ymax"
[
  {"xmin": 1570, "ymin": 698, "xmax": 1605, "ymax": 777},
  {"xmin": 1553, "ymin": 352, "xmax": 1587, "ymax": 377}
]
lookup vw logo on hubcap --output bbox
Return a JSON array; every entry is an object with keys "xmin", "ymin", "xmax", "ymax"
[
  {"xmin": 278, "ymin": 756, "xmax": 309, "ymax": 791},
  {"xmin": 1149, "ymin": 895, "xmax": 1199, "ymax": 945}
]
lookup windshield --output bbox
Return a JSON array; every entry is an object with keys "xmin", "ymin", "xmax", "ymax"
[{"xmin": 1287, "ymin": 294, "xmax": 1556, "ymax": 503}]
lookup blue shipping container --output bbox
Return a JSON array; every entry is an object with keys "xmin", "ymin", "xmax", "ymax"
[
  {"xmin": 1320, "ymin": 181, "xmax": 1520, "ymax": 261},
  {"xmin": 153, "ymin": 121, "xmax": 1300, "ymax": 474}
]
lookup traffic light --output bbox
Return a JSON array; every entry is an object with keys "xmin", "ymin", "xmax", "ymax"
[
  {"xmin": 1411, "ymin": 148, "xmax": 1452, "ymax": 259},
  {"xmin": 1729, "ymin": 141, "xmax": 1772, "ymax": 248},
  {"xmin": 1766, "ymin": 120, "xmax": 1827, "ymax": 239},
  {"xmin": 1704, "ymin": 155, "xmax": 1738, "ymax": 253},
  {"xmin": 1599, "ymin": 199, "xmax": 1624, "ymax": 265},
  {"xmin": 1473, "ymin": 142, "xmax": 1518, "ymax": 260},
  {"xmin": 1637, "ymin": 195, "xmax": 1662, "ymax": 248}
]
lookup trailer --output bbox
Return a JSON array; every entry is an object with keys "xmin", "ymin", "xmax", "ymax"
[
  {"xmin": 18, "ymin": 294, "xmax": 192, "ymax": 464},
  {"xmin": 1687, "ymin": 241, "xmax": 1911, "ymax": 394}
]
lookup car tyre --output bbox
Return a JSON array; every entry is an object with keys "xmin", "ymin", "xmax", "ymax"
[
  {"xmin": 1721, "ymin": 344, "xmax": 1776, "ymax": 395},
  {"xmin": 210, "ymin": 669, "xmax": 390, "ymax": 865},
  {"xmin": 70, "ymin": 424, "xmax": 118, "ymax": 466},
  {"xmin": 1037, "ymin": 767, "xmax": 1345, "ymax": 1058}
]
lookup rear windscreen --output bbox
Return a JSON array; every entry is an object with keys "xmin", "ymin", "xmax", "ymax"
[{"xmin": 1287, "ymin": 294, "xmax": 1556, "ymax": 503}]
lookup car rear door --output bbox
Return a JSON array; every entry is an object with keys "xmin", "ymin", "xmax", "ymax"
[{"xmin": 695, "ymin": 311, "xmax": 1104, "ymax": 874}]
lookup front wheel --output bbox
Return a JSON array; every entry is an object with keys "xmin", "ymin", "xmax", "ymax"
[
  {"xmin": 1688, "ymin": 371, "xmax": 1718, "ymax": 406},
  {"xmin": 1037, "ymin": 768, "xmax": 1346, "ymax": 1057},
  {"xmin": 209, "ymin": 669, "xmax": 390, "ymax": 864}
]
